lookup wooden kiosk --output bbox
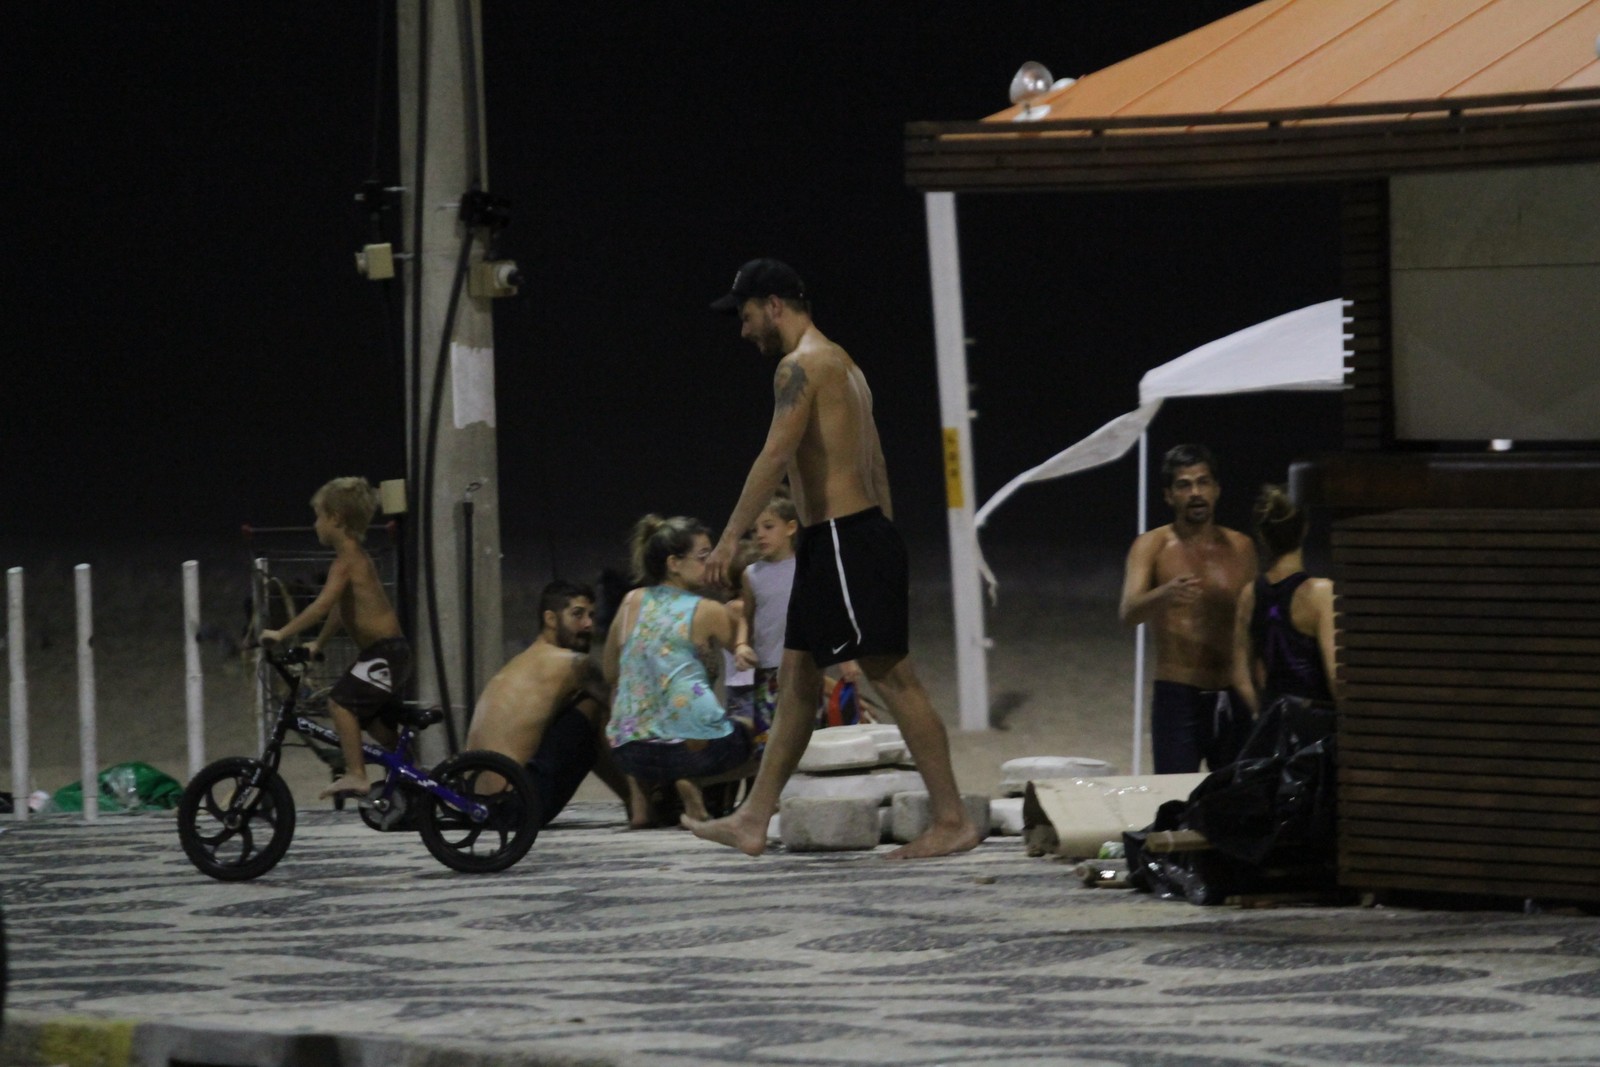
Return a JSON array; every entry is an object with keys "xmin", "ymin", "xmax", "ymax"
[{"xmin": 905, "ymin": 1, "xmax": 1600, "ymax": 902}]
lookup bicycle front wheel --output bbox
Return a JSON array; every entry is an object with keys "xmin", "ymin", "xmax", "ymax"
[
  {"xmin": 416, "ymin": 750, "xmax": 540, "ymax": 873},
  {"xmin": 177, "ymin": 757, "xmax": 296, "ymax": 881}
]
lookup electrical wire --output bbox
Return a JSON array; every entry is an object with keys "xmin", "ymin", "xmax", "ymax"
[{"xmin": 418, "ymin": 228, "xmax": 475, "ymax": 755}]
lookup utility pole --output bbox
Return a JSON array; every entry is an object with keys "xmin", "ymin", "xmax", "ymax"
[{"xmin": 394, "ymin": 0, "xmax": 507, "ymax": 760}]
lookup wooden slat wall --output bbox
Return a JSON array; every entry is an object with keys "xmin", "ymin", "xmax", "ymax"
[
  {"xmin": 1340, "ymin": 181, "xmax": 1387, "ymax": 452},
  {"xmin": 1334, "ymin": 508, "xmax": 1600, "ymax": 902}
]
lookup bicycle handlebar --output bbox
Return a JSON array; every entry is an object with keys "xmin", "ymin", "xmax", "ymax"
[{"xmin": 252, "ymin": 643, "xmax": 320, "ymax": 666}]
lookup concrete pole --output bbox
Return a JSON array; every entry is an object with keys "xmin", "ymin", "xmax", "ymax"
[
  {"xmin": 924, "ymin": 192, "xmax": 990, "ymax": 732},
  {"xmin": 397, "ymin": 0, "xmax": 503, "ymax": 760}
]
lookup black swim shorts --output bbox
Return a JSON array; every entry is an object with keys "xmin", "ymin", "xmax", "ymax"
[
  {"xmin": 784, "ymin": 506, "xmax": 909, "ymax": 669},
  {"xmin": 329, "ymin": 637, "xmax": 412, "ymax": 722},
  {"xmin": 525, "ymin": 699, "xmax": 598, "ymax": 828}
]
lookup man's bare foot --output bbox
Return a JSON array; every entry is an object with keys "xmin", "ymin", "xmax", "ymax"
[
  {"xmin": 885, "ymin": 820, "xmax": 982, "ymax": 860},
  {"xmin": 683, "ymin": 812, "xmax": 768, "ymax": 857},
  {"xmin": 320, "ymin": 775, "xmax": 370, "ymax": 799}
]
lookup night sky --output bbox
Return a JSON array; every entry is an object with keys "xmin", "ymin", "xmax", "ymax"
[{"xmin": 8, "ymin": 2, "xmax": 1343, "ymax": 557}]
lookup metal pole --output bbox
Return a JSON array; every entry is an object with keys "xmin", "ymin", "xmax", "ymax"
[
  {"xmin": 183, "ymin": 560, "xmax": 204, "ymax": 780},
  {"xmin": 9, "ymin": 567, "xmax": 28, "ymax": 821},
  {"xmin": 460, "ymin": 496, "xmax": 475, "ymax": 733},
  {"xmin": 1133, "ymin": 431, "xmax": 1149, "ymax": 776},
  {"xmin": 924, "ymin": 191, "xmax": 989, "ymax": 732},
  {"xmin": 75, "ymin": 564, "xmax": 98, "ymax": 821}
]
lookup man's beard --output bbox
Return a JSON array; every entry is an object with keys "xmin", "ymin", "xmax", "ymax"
[
  {"xmin": 557, "ymin": 624, "xmax": 591, "ymax": 653},
  {"xmin": 754, "ymin": 322, "xmax": 784, "ymax": 358}
]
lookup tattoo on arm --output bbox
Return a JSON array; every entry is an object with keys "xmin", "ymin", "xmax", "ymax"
[{"xmin": 774, "ymin": 361, "xmax": 809, "ymax": 413}]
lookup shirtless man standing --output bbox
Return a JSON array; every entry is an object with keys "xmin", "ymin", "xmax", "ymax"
[
  {"xmin": 1120, "ymin": 444, "xmax": 1257, "ymax": 773},
  {"xmin": 686, "ymin": 258, "xmax": 980, "ymax": 859},
  {"xmin": 467, "ymin": 580, "xmax": 632, "ymax": 827}
]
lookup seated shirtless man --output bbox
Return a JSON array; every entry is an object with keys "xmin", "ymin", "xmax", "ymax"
[{"xmin": 466, "ymin": 579, "xmax": 632, "ymax": 827}]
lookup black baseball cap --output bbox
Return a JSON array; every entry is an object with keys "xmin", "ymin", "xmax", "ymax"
[{"xmin": 710, "ymin": 258, "xmax": 807, "ymax": 313}]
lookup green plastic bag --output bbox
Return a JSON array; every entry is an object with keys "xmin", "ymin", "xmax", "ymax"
[{"xmin": 50, "ymin": 762, "xmax": 184, "ymax": 813}]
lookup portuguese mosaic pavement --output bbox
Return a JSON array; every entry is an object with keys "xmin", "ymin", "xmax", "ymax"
[{"xmin": 2, "ymin": 803, "xmax": 1597, "ymax": 1066}]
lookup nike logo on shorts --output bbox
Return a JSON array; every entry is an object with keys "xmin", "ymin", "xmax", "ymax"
[{"xmin": 831, "ymin": 642, "xmax": 850, "ymax": 655}]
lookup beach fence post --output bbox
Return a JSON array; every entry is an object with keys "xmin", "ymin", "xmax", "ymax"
[
  {"xmin": 75, "ymin": 563, "xmax": 99, "ymax": 821},
  {"xmin": 254, "ymin": 557, "xmax": 268, "ymax": 752},
  {"xmin": 8, "ymin": 567, "xmax": 28, "ymax": 821},
  {"xmin": 183, "ymin": 560, "xmax": 204, "ymax": 780}
]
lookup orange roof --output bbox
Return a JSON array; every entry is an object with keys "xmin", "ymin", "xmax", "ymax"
[{"xmin": 985, "ymin": 0, "xmax": 1600, "ymax": 123}]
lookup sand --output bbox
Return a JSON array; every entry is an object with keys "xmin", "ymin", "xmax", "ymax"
[{"xmin": 0, "ymin": 534, "xmax": 1149, "ymax": 813}]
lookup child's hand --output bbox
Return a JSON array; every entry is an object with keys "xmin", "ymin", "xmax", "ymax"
[
  {"xmin": 839, "ymin": 659, "xmax": 862, "ymax": 684},
  {"xmin": 260, "ymin": 629, "xmax": 283, "ymax": 647},
  {"xmin": 735, "ymin": 643, "xmax": 758, "ymax": 671}
]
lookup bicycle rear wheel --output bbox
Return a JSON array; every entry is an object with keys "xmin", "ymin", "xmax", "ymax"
[
  {"xmin": 177, "ymin": 757, "xmax": 296, "ymax": 881},
  {"xmin": 416, "ymin": 750, "xmax": 540, "ymax": 873}
]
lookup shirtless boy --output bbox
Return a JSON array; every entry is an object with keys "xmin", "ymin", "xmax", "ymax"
[
  {"xmin": 261, "ymin": 477, "xmax": 408, "ymax": 798},
  {"xmin": 1120, "ymin": 444, "xmax": 1257, "ymax": 773},
  {"xmin": 466, "ymin": 580, "xmax": 632, "ymax": 826},
  {"xmin": 685, "ymin": 258, "xmax": 980, "ymax": 860}
]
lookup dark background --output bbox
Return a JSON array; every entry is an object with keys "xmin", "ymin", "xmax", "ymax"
[{"xmin": 7, "ymin": 2, "xmax": 1343, "ymax": 564}]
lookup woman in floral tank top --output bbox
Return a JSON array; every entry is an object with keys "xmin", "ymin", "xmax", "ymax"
[{"xmin": 603, "ymin": 514, "xmax": 751, "ymax": 826}]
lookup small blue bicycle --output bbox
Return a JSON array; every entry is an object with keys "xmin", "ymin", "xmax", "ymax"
[{"xmin": 177, "ymin": 645, "xmax": 539, "ymax": 880}]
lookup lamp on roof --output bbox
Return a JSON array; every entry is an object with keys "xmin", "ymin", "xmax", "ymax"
[
  {"xmin": 1010, "ymin": 61, "xmax": 1054, "ymax": 121},
  {"xmin": 1010, "ymin": 62, "xmax": 1076, "ymax": 122}
]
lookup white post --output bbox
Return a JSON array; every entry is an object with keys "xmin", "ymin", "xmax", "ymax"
[
  {"xmin": 924, "ymin": 191, "xmax": 989, "ymax": 732},
  {"xmin": 183, "ymin": 560, "xmax": 204, "ymax": 780},
  {"xmin": 254, "ymin": 557, "xmax": 269, "ymax": 753},
  {"xmin": 75, "ymin": 564, "xmax": 98, "ymax": 821},
  {"xmin": 1133, "ymin": 431, "xmax": 1149, "ymax": 776},
  {"xmin": 8, "ymin": 567, "xmax": 28, "ymax": 821}
]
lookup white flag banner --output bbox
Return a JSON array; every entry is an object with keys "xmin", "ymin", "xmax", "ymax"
[{"xmin": 974, "ymin": 299, "xmax": 1348, "ymax": 597}]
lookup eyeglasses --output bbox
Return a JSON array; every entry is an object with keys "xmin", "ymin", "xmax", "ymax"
[{"xmin": 678, "ymin": 547, "xmax": 713, "ymax": 563}]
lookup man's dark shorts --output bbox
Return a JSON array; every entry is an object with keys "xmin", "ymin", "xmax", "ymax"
[
  {"xmin": 1151, "ymin": 680, "xmax": 1252, "ymax": 774},
  {"xmin": 525, "ymin": 699, "xmax": 599, "ymax": 828},
  {"xmin": 785, "ymin": 506, "xmax": 909, "ymax": 669},
  {"xmin": 329, "ymin": 637, "xmax": 412, "ymax": 724}
]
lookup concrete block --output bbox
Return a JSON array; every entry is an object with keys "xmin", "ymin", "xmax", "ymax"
[
  {"xmin": 999, "ymin": 756, "xmax": 1116, "ymax": 796},
  {"xmin": 889, "ymin": 792, "xmax": 992, "ymax": 844},
  {"xmin": 796, "ymin": 730, "xmax": 879, "ymax": 772},
  {"xmin": 779, "ymin": 796, "xmax": 882, "ymax": 851},
  {"xmin": 796, "ymin": 724, "xmax": 913, "ymax": 772},
  {"xmin": 990, "ymin": 796, "xmax": 1025, "ymax": 836},
  {"xmin": 780, "ymin": 768, "xmax": 925, "ymax": 804}
]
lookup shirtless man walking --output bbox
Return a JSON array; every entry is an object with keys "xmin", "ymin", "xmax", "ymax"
[
  {"xmin": 467, "ymin": 579, "xmax": 632, "ymax": 826},
  {"xmin": 1120, "ymin": 444, "xmax": 1257, "ymax": 773},
  {"xmin": 686, "ymin": 258, "xmax": 980, "ymax": 859}
]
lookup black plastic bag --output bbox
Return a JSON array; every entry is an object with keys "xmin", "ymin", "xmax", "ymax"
[{"xmin": 1126, "ymin": 696, "xmax": 1338, "ymax": 904}]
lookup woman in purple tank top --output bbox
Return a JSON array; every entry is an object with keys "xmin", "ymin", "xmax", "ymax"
[{"xmin": 1230, "ymin": 485, "xmax": 1338, "ymax": 712}]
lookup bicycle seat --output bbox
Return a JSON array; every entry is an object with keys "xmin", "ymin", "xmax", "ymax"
[{"xmin": 395, "ymin": 705, "xmax": 444, "ymax": 730}]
